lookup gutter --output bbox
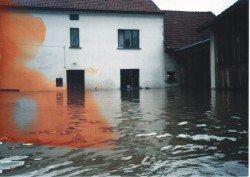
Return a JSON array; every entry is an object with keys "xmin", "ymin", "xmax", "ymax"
[{"xmin": 174, "ymin": 39, "xmax": 210, "ymax": 53}]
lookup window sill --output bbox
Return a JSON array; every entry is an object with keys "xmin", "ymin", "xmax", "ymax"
[
  {"xmin": 69, "ymin": 47, "xmax": 82, "ymax": 49},
  {"xmin": 117, "ymin": 48, "xmax": 141, "ymax": 50}
]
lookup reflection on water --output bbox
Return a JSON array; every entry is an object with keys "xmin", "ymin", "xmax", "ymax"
[
  {"xmin": 0, "ymin": 89, "xmax": 248, "ymax": 176},
  {"xmin": 0, "ymin": 90, "xmax": 116, "ymax": 148},
  {"xmin": 121, "ymin": 89, "xmax": 140, "ymax": 101},
  {"xmin": 14, "ymin": 98, "xmax": 37, "ymax": 130},
  {"xmin": 56, "ymin": 92, "xmax": 64, "ymax": 105}
]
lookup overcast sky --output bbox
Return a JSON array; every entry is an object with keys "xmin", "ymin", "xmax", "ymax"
[{"xmin": 152, "ymin": 0, "xmax": 238, "ymax": 15}]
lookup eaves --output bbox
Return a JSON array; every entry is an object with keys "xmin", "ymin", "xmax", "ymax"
[{"xmin": 0, "ymin": 5, "xmax": 165, "ymax": 15}]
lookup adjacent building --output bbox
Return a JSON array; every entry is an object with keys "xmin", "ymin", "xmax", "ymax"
[
  {"xmin": 163, "ymin": 10, "xmax": 215, "ymax": 89},
  {"xmin": 199, "ymin": 0, "xmax": 248, "ymax": 90}
]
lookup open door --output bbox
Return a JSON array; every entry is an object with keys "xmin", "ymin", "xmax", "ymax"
[
  {"xmin": 120, "ymin": 69, "xmax": 139, "ymax": 90},
  {"xmin": 67, "ymin": 70, "xmax": 85, "ymax": 91}
]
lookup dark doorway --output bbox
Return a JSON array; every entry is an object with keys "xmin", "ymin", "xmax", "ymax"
[
  {"xmin": 120, "ymin": 69, "xmax": 139, "ymax": 89},
  {"xmin": 67, "ymin": 70, "xmax": 85, "ymax": 91}
]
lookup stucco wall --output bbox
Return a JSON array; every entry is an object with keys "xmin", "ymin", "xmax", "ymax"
[{"xmin": 1, "ymin": 9, "xmax": 165, "ymax": 91}]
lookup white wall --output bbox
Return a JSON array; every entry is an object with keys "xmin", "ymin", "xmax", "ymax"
[
  {"xmin": 25, "ymin": 10, "xmax": 165, "ymax": 90},
  {"xmin": 210, "ymin": 32, "xmax": 216, "ymax": 89}
]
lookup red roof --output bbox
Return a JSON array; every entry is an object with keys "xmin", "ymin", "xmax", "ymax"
[
  {"xmin": 164, "ymin": 10, "xmax": 215, "ymax": 50},
  {"xmin": 0, "ymin": 0, "xmax": 161, "ymax": 13}
]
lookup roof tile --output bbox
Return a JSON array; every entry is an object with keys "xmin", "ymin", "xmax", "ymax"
[
  {"xmin": 164, "ymin": 10, "xmax": 215, "ymax": 49},
  {"xmin": 0, "ymin": 0, "xmax": 161, "ymax": 13}
]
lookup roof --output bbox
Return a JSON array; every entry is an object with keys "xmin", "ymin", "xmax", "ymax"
[
  {"xmin": 197, "ymin": 0, "xmax": 248, "ymax": 31},
  {"xmin": 0, "ymin": 0, "xmax": 162, "ymax": 14},
  {"xmin": 164, "ymin": 10, "xmax": 215, "ymax": 50}
]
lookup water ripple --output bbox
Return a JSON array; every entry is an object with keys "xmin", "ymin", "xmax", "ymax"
[{"xmin": 0, "ymin": 89, "xmax": 248, "ymax": 176}]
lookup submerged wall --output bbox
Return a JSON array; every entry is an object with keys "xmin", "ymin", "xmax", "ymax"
[{"xmin": 0, "ymin": 8, "xmax": 165, "ymax": 91}]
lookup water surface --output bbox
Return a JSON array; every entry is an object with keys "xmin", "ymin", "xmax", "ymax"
[{"xmin": 0, "ymin": 89, "xmax": 248, "ymax": 176}]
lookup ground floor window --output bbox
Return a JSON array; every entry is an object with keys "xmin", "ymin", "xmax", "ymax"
[
  {"xmin": 56, "ymin": 78, "xmax": 63, "ymax": 87},
  {"xmin": 166, "ymin": 71, "xmax": 177, "ymax": 83}
]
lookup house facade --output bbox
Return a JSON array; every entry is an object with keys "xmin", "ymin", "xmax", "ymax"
[
  {"xmin": 163, "ymin": 10, "xmax": 215, "ymax": 88},
  {"xmin": 0, "ymin": 0, "xmax": 165, "ymax": 91}
]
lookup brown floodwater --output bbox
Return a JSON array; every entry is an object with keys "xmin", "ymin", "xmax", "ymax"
[{"xmin": 0, "ymin": 88, "xmax": 248, "ymax": 176}]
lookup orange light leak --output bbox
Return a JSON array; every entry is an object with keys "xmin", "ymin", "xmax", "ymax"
[
  {"xmin": 0, "ymin": 91, "xmax": 117, "ymax": 148},
  {"xmin": 0, "ymin": 5, "xmax": 117, "ymax": 148},
  {"xmin": 0, "ymin": 0, "xmax": 18, "ymax": 6},
  {"xmin": 0, "ymin": 6, "xmax": 54, "ymax": 91}
]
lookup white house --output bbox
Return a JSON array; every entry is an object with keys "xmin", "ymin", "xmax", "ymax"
[{"xmin": 0, "ymin": 0, "xmax": 165, "ymax": 91}]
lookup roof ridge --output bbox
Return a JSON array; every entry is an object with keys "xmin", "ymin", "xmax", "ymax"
[
  {"xmin": 0, "ymin": 0, "xmax": 162, "ymax": 13},
  {"xmin": 163, "ymin": 10, "xmax": 214, "ymax": 14}
]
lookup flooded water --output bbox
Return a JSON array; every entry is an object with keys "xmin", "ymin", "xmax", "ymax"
[{"xmin": 0, "ymin": 88, "xmax": 248, "ymax": 176}]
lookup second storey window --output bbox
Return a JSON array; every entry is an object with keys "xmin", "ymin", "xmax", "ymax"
[
  {"xmin": 70, "ymin": 28, "xmax": 79, "ymax": 48},
  {"xmin": 118, "ymin": 29, "xmax": 139, "ymax": 49}
]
